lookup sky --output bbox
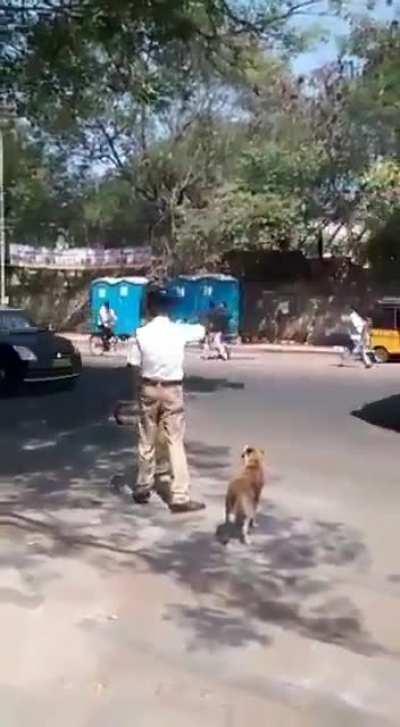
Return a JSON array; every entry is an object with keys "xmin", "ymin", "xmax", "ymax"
[{"xmin": 292, "ymin": 0, "xmax": 399, "ymax": 73}]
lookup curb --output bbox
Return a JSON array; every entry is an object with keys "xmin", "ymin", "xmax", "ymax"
[
  {"xmin": 64, "ymin": 333, "xmax": 338, "ymax": 356},
  {"xmin": 234, "ymin": 344, "xmax": 337, "ymax": 355}
]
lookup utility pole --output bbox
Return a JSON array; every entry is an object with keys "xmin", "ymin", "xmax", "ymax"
[
  {"xmin": 0, "ymin": 125, "xmax": 5, "ymax": 305},
  {"xmin": 0, "ymin": 101, "xmax": 16, "ymax": 307}
]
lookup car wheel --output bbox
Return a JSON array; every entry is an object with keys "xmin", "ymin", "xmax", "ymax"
[
  {"xmin": 0, "ymin": 352, "xmax": 23, "ymax": 395},
  {"xmin": 374, "ymin": 346, "xmax": 389, "ymax": 364}
]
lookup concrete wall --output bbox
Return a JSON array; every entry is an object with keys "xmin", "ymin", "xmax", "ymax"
[
  {"xmin": 8, "ymin": 268, "xmax": 92, "ymax": 331},
  {"xmin": 8, "ymin": 264, "xmax": 400, "ymax": 341}
]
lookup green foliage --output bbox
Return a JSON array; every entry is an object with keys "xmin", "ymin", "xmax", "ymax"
[
  {"xmin": 367, "ymin": 208, "xmax": 400, "ymax": 280},
  {"xmin": 347, "ymin": 20, "xmax": 400, "ymax": 155},
  {"xmin": 4, "ymin": 132, "xmax": 66, "ymax": 245},
  {"xmin": 239, "ymin": 141, "xmax": 327, "ymax": 196},
  {"xmin": 3, "ymin": 3, "xmax": 400, "ymax": 278}
]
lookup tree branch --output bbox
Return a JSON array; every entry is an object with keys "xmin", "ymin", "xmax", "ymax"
[
  {"xmin": 220, "ymin": 0, "xmax": 325, "ymax": 35},
  {"xmin": 95, "ymin": 121, "xmax": 126, "ymax": 171}
]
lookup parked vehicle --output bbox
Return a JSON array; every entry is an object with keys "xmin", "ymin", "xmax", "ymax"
[
  {"xmin": 0, "ymin": 308, "xmax": 82, "ymax": 394},
  {"xmin": 371, "ymin": 298, "xmax": 400, "ymax": 363}
]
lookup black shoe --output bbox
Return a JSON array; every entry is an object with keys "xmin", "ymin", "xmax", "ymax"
[
  {"xmin": 169, "ymin": 500, "xmax": 206, "ymax": 514},
  {"xmin": 132, "ymin": 491, "xmax": 152, "ymax": 505}
]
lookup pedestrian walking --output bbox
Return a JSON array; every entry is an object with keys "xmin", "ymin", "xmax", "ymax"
[{"xmin": 131, "ymin": 288, "xmax": 206, "ymax": 513}]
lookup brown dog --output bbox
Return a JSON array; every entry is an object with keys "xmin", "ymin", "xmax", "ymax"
[{"xmin": 224, "ymin": 446, "xmax": 266, "ymax": 544}]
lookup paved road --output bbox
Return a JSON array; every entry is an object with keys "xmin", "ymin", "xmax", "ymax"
[{"xmin": 1, "ymin": 352, "xmax": 400, "ymax": 726}]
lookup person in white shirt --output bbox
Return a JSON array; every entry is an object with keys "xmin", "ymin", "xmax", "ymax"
[
  {"xmin": 98, "ymin": 301, "xmax": 117, "ymax": 351},
  {"xmin": 341, "ymin": 306, "xmax": 372, "ymax": 368},
  {"xmin": 130, "ymin": 288, "xmax": 206, "ymax": 513}
]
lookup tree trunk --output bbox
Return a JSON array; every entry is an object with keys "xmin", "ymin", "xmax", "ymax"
[{"xmin": 317, "ymin": 228, "xmax": 324, "ymax": 259}]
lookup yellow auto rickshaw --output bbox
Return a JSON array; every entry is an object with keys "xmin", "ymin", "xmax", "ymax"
[{"xmin": 371, "ymin": 297, "xmax": 400, "ymax": 363}]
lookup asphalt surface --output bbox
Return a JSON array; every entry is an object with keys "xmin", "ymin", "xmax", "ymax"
[{"xmin": 1, "ymin": 351, "xmax": 400, "ymax": 726}]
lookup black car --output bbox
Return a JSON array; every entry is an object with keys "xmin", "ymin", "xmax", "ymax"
[{"xmin": 0, "ymin": 307, "xmax": 82, "ymax": 393}]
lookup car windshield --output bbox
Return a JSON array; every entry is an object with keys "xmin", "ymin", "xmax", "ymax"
[{"xmin": 0, "ymin": 311, "xmax": 37, "ymax": 332}]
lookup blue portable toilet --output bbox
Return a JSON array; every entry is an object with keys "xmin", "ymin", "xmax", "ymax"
[
  {"xmin": 167, "ymin": 274, "xmax": 239, "ymax": 335},
  {"xmin": 166, "ymin": 276, "xmax": 200, "ymax": 323},
  {"xmin": 90, "ymin": 277, "xmax": 148, "ymax": 336},
  {"xmin": 196, "ymin": 275, "xmax": 240, "ymax": 336},
  {"xmin": 91, "ymin": 278, "xmax": 114, "ymax": 332}
]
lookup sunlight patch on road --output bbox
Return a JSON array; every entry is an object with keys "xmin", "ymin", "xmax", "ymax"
[{"xmin": 22, "ymin": 439, "xmax": 57, "ymax": 451}]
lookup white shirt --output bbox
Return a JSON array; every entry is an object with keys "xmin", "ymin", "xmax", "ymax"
[
  {"xmin": 99, "ymin": 305, "xmax": 117, "ymax": 327},
  {"xmin": 349, "ymin": 311, "xmax": 366, "ymax": 336},
  {"xmin": 129, "ymin": 316, "xmax": 205, "ymax": 381}
]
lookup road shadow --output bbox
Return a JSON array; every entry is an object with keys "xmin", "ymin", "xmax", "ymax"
[
  {"xmin": 0, "ymin": 364, "xmax": 136, "ymax": 510},
  {"xmin": 137, "ymin": 506, "xmax": 387, "ymax": 656},
  {"xmin": 164, "ymin": 604, "xmax": 271, "ymax": 650},
  {"xmin": 0, "ymin": 361, "xmax": 232, "ymax": 609},
  {"xmin": 182, "ymin": 375, "xmax": 245, "ymax": 394},
  {"xmin": 0, "ymin": 362, "xmax": 387, "ymax": 656},
  {"xmin": 0, "ymin": 363, "xmax": 235, "ymax": 508},
  {"xmin": 0, "ymin": 501, "xmax": 382, "ymax": 656},
  {"xmin": 352, "ymin": 394, "xmax": 400, "ymax": 433}
]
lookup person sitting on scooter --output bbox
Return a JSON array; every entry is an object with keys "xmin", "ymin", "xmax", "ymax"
[{"xmin": 98, "ymin": 301, "xmax": 117, "ymax": 351}]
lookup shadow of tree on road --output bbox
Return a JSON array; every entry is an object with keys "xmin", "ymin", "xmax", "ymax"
[
  {"xmin": 0, "ymin": 496, "xmax": 384, "ymax": 656},
  {"xmin": 352, "ymin": 394, "xmax": 400, "ymax": 433},
  {"xmin": 164, "ymin": 604, "xmax": 271, "ymax": 650},
  {"xmin": 138, "ymin": 508, "xmax": 384, "ymax": 656},
  {"xmin": 0, "ymin": 497, "xmax": 382, "ymax": 657},
  {"xmin": 185, "ymin": 375, "xmax": 245, "ymax": 394},
  {"xmin": 0, "ymin": 364, "xmax": 234, "ymax": 509},
  {"xmin": 0, "ymin": 363, "xmax": 387, "ymax": 656}
]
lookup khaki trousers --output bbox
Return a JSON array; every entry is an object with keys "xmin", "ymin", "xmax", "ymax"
[{"xmin": 135, "ymin": 381, "xmax": 190, "ymax": 504}]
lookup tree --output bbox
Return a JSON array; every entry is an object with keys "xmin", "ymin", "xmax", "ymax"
[
  {"xmin": 360, "ymin": 159, "xmax": 400, "ymax": 276},
  {"xmin": 9, "ymin": 0, "xmax": 395, "ymax": 271},
  {"xmin": 3, "ymin": 130, "xmax": 78, "ymax": 245},
  {"xmin": 347, "ymin": 19, "xmax": 400, "ymax": 157},
  {"xmin": 340, "ymin": 20, "xmax": 400, "ymax": 270},
  {"xmin": 4, "ymin": 1, "xmax": 347, "ymax": 168}
]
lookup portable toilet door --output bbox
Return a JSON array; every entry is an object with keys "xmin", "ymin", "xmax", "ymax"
[
  {"xmin": 114, "ymin": 277, "xmax": 148, "ymax": 336},
  {"xmin": 90, "ymin": 278, "xmax": 118, "ymax": 333},
  {"xmin": 166, "ymin": 277, "xmax": 199, "ymax": 322}
]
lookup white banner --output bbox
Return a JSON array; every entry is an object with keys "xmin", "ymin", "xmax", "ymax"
[{"xmin": 9, "ymin": 244, "xmax": 152, "ymax": 269}]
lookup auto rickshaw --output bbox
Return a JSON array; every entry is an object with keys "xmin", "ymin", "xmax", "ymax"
[{"xmin": 371, "ymin": 297, "xmax": 400, "ymax": 363}]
